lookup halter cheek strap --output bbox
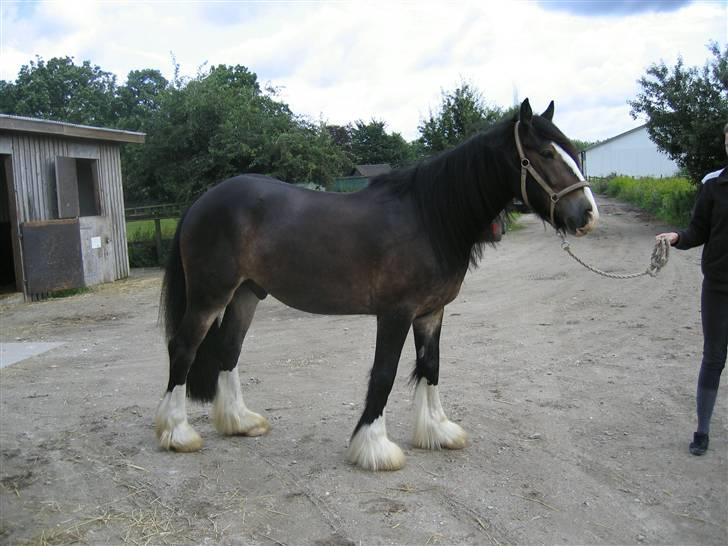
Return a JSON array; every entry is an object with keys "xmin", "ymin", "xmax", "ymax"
[{"xmin": 514, "ymin": 121, "xmax": 590, "ymax": 226}]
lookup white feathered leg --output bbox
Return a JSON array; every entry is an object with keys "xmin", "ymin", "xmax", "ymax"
[
  {"xmin": 155, "ymin": 385, "xmax": 203, "ymax": 452},
  {"xmin": 412, "ymin": 379, "xmax": 467, "ymax": 450},
  {"xmin": 346, "ymin": 412, "xmax": 405, "ymax": 471},
  {"xmin": 211, "ymin": 366, "xmax": 269, "ymax": 436}
]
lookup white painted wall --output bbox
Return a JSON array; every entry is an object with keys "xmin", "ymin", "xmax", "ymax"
[{"xmin": 582, "ymin": 126, "xmax": 680, "ymax": 178}]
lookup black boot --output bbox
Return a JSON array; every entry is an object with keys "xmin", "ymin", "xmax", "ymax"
[{"xmin": 689, "ymin": 432, "xmax": 709, "ymax": 456}]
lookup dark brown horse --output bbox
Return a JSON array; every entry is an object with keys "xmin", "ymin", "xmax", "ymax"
[{"xmin": 155, "ymin": 99, "xmax": 599, "ymax": 470}]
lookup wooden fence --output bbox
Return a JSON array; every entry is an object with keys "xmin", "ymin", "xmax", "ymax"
[{"xmin": 125, "ymin": 203, "xmax": 185, "ymax": 266}]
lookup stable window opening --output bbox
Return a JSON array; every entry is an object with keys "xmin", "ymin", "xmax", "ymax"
[{"xmin": 55, "ymin": 157, "xmax": 101, "ymax": 218}]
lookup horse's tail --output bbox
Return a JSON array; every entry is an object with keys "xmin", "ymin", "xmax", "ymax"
[
  {"xmin": 160, "ymin": 209, "xmax": 188, "ymax": 343},
  {"xmin": 159, "ymin": 209, "xmax": 221, "ymax": 402}
]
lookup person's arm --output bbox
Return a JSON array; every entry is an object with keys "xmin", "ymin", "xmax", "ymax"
[
  {"xmin": 675, "ymin": 182, "xmax": 712, "ymax": 249},
  {"xmin": 657, "ymin": 183, "xmax": 712, "ymax": 249}
]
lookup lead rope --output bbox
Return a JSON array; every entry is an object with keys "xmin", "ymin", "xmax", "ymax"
[{"xmin": 559, "ymin": 235, "xmax": 670, "ymax": 279}]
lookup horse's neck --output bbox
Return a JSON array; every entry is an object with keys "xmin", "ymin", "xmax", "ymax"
[{"xmin": 412, "ymin": 128, "xmax": 518, "ymax": 272}]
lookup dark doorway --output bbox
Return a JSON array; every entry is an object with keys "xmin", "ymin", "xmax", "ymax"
[{"xmin": 0, "ymin": 155, "xmax": 16, "ymax": 292}]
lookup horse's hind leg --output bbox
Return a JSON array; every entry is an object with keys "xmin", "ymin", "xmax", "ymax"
[
  {"xmin": 211, "ymin": 282, "xmax": 269, "ymax": 436},
  {"xmin": 411, "ymin": 309, "xmax": 467, "ymax": 450},
  {"xmin": 156, "ymin": 302, "xmax": 224, "ymax": 451},
  {"xmin": 347, "ymin": 312, "xmax": 411, "ymax": 471}
]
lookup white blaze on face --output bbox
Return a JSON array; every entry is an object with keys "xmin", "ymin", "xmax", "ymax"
[{"xmin": 552, "ymin": 143, "xmax": 600, "ymax": 230}]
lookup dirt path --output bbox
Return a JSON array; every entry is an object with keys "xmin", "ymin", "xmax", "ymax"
[{"xmin": 1, "ymin": 196, "xmax": 725, "ymax": 545}]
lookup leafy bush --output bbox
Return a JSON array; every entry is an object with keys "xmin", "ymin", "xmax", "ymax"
[
  {"xmin": 128, "ymin": 239, "xmax": 173, "ymax": 268},
  {"xmin": 591, "ymin": 176, "xmax": 696, "ymax": 227}
]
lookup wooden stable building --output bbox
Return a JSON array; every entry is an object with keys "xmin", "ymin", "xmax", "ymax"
[{"xmin": 0, "ymin": 115, "xmax": 145, "ymax": 300}]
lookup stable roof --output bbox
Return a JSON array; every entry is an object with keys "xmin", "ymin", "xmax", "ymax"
[
  {"xmin": 582, "ymin": 124, "xmax": 646, "ymax": 152},
  {"xmin": 0, "ymin": 114, "xmax": 145, "ymax": 144}
]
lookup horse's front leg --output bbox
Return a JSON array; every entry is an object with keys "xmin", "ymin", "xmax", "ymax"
[
  {"xmin": 411, "ymin": 308, "xmax": 467, "ymax": 450},
  {"xmin": 346, "ymin": 312, "xmax": 412, "ymax": 471}
]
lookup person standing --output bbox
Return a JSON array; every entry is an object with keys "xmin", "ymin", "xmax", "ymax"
[{"xmin": 657, "ymin": 124, "xmax": 728, "ymax": 455}]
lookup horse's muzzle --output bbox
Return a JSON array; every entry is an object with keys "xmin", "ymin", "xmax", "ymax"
[{"xmin": 565, "ymin": 188, "xmax": 599, "ymax": 237}]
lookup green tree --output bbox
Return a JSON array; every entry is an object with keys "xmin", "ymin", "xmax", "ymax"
[
  {"xmin": 124, "ymin": 64, "xmax": 287, "ymax": 202},
  {"xmin": 271, "ymin": 121, "xmax": 352, "ymax": 186},
  {"xmin": 571, "ymin": 139, "xmax": 599, "ymax": 152},
  {"xmin": 629, "ymin": 43, "xmax": 728, "ymax": 183},
  {"xmin": 0, "ymin": 56, "xmax": 118, "ymax": 126},
  {"xmin": 349, "ymin": 119, "xmax": 414, "ymax": 166},
  {"xmin": 116, "ymin": 69, "xmax": 169, "ymax": 131},
  {"xmin": 418, "ymin": 83, "xmax": 506, "ymax": 153},
  {"xmin": 326, "ymin": 124, "xmax": 352, "ymax": 149},
  {"xmin": 124, "ymin": 64, "xmax": 352, "ymax": 203}
]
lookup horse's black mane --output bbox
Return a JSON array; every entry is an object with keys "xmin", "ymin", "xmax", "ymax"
[
  {"xmin": 368, "ymin": 117, "xmax": 517, "ymax": 272},
  {"xmin": 368, "ymin": 115, "xmax": 580, "ymax": 273}
]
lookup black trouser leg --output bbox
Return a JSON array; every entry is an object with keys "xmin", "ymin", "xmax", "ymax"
[{"xmin": 696, "ymin": 280, "xmax": 728, "ymax": 434}]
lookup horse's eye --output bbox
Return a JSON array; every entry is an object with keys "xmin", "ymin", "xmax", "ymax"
[{"xmin": 540, "ymin": 149, "xmax": 555, "ymax": 159}]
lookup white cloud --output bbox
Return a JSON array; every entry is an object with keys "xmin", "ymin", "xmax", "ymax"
[{"xmin": 0, "ymin": 0, "xmax": 724, "ymax": 142}]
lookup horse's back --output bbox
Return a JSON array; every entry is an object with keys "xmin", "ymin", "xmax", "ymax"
[{"xmin": 178, "ymin": 174, "xmax": 406, "ymax": 314}]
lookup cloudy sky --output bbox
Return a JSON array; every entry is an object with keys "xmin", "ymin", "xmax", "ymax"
[{"xmin": 0, "ymin": 0, "xmax": 725, "ymax": 142}]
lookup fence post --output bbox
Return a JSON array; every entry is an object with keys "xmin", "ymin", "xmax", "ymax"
[{"xmin": 154, "ymin": 218, "xmax": 163, "ymax": 266}]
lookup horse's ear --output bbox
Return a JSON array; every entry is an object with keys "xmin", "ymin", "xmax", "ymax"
[
  {"xmin": 541, "ymin": 101, "xmax": 554, "ymax": 121},
  {"xmin": 520, "ymin": 98, "xmax": 533, "ymax": 126}
]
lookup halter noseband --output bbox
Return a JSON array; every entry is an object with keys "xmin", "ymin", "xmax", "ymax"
[{"xmin": 514, "ymin": 120, "xmax": 590, "ymax": 226}]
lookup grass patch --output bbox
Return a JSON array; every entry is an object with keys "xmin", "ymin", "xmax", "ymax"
[
  {"xmin": 49, "ymin": 287, "xmax": 91, "ymax": 299},
  {"xmin": 126, "ymin": 219, "xmax": 178, "ymax": 243},
  {"xmin": 506, "ymin": 212, "xmax": 525, "ymax": 231},
  {"xmin": 126, "ymin": 219, "xmax": 179, "ymax": 268},
  {"xmin": 590, "ymin": 176, "xmax": 696, "ymax": 227}
]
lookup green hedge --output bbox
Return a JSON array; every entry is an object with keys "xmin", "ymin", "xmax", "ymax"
[
  {"xmin": 128, "ymin": 239, "xmax": 174, "ymax": 268},
  {"xmin": 590, "ymin": 176, "xmax": 696, "ymax": 227}
]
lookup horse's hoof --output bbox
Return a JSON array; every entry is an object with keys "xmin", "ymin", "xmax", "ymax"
[
  {"xmin": 212, "ymin": 406, "xmax": 270, "ymax": 437},
  {"xmin": 440, "ymin": 421, "xmax": 468, "ymax": 450},
  {"xmin": 347, "ymin": 437, "xmax": 406, "ymax": 471},
  {"xmin": 156, "ymin": 421, "xmax": 203, "ymax": 452},
  {"xmin": 237, "ymin": 413, "xmax": 270, "ymax": 437},
  {"xmin": 346, "ymin": 418, "xmax": 406, "ymax": 471},
  {"xmin": 155, "ymin": 387, "xmax": 202, "ymax": 452},
  {"xmin": 413, "ymin": 420, "xmax": 468, "ymax": 450},
  {"xmin": 412, "ymin": 380, "xmax": 468, "ymax": 450}
]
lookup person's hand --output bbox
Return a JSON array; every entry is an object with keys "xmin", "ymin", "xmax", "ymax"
[{"xmin": 656, "ymin": 232, "xmax": 678, "ymax": 245}]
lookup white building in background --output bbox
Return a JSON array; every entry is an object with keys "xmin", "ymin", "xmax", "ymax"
[{"xmin": 580, "ymin": 124, "xmax": 680, "ymax": 178}]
